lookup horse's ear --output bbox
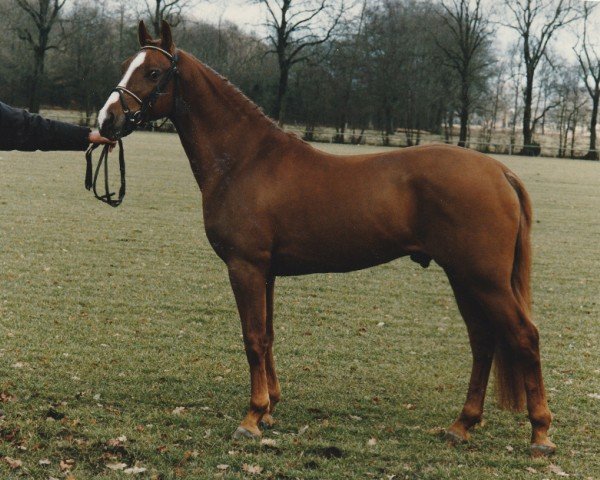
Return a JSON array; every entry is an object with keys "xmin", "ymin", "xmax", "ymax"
[
  {"xmin": 160, "ymin": 20, "xmax": 174, "ymax": 52},
  {"xmin": 138, "ymin": 20, "xmax": 153, "ymax": 46}
]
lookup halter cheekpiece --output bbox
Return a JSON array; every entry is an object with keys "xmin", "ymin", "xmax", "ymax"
[{"xmin": 85, "ymin": 45, "xmax": 179, "ymax": 207}]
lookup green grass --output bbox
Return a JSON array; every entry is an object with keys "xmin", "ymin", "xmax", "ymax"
[{"xmin": 0, "ymin": 133, "xmax": 598, "ymax": 479}]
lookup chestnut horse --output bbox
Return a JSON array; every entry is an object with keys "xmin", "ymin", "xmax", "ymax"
[{"xmin": 98, "ymin": 21, "xmax": 555, "ymax": 456}]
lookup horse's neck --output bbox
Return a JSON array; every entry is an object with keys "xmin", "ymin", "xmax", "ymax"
[{"xmin": 172, "ymin": 51, "xmax": 297, "ymax": 192}]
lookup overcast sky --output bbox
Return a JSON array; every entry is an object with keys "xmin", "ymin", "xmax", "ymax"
[
  {"xmin": 192, "ymin": 1, "xmax": 266, "ymax": 34},
  {"xmin": 190, "ymin": 1, "xmax": 600, "ymax": 63}
]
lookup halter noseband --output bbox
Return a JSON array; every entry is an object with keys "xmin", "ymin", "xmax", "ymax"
[{"xmin": 113, "ymin": 45, "xmax": 180, "ymax": 137}]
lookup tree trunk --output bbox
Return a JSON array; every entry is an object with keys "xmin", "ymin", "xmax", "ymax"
[
  {"xmin": 334, "ymin": 117, "xmax": 346, "ymax": 143},
  {"xmin": 445, "ymin": 110, "xmax": 453, "ymax": 143},
  {"xmin": 521, "ymin": 68, "xmax": 534, "ymax": 154},
  {"xmin": 587, "ymin": 91, "xmax": 599, "ymax": 160},
  {"xmin": 458, "ymin": 79, "xmax": 469, "ymax": 147},
  {"xmin": 274, "ymin": 62, "xmax": 289, "ymax": 126},
  {"xmin": 153, "ymin": 0, "xmax": 161, "ymax": 36},
  {"xmin": 29, "ymin": 47, "xmax": 45, "ymax": 113}
]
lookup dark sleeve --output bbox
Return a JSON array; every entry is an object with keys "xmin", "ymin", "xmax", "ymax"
[{"xmin": 0, "ymin": 101, "xmax": 91, "ymax": 152}]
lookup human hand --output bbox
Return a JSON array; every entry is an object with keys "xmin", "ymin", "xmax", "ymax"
[{"xmin": 88, "ymin": 130, "xmax": 117, "ymax": 151}]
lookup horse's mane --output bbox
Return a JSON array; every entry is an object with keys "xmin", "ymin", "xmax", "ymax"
[{"xmin": 179, "ymin": 48, "xmax": 305, "ymax": 144}]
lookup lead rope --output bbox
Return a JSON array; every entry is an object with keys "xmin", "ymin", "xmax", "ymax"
[{"xmin": 85, "ymin": 139, "xmax": 126, "ymax": 208}]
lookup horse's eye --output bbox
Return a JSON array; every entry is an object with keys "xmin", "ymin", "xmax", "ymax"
[{"xmin": 149, "ymin": 70, "xmax": 160, "ymax": 81}]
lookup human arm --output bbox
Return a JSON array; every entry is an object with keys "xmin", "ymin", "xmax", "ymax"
[{"xmin": 0, "ymin": 101, "xmax": 114, "ymax": 151}]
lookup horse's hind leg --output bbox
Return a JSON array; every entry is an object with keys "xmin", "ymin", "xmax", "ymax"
[
  {"xmin": 467, "ymin": 284, "xmax": 555, "ymax": 455},
  {"xmin": 260, "ymin": 275, "xmax": 281, "ymax": 428},
  {"xmin": 445, "ymin": 278, "xmax": 495, "ymax": 443}
]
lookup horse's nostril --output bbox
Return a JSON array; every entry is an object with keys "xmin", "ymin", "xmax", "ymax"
[{"xmin": 99, "ymin": 112, "xmax": 115, "ymax": 138}]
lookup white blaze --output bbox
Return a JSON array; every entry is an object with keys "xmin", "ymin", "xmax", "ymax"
[{"xmin": 98, "ymin": 51, "xmax": 147, "ymax": 129}]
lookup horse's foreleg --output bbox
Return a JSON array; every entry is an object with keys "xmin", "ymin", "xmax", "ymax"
[
  {"xmin": 261, "ymin": 276, "xmax": 281, "ymax": 428},
  {"xmin": 445, "ymin": 279, "xmax": 495, "ymax": 443},
  {"xmin": 228, "ymin": 260, "xmax": 270, "ymax": 439}
]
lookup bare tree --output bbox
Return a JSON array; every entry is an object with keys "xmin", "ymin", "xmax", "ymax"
[
  {"xmin": 530, "ymin": 55, "xmax": 559, "ymax": 137},
  {"xmin": 502, "ymin": 0, "xmax": 580, "ymax": 155},
  {"xmin": 256, "ymin": 0, "xmax": 345, "ymax": 125},
  {"xmin": 435, "ymin": 0, "xmax": 492, "ymax": 147},
  {"xmin": 574, "ymin": 3, "xmax": 600, "ymax": 160},
  {"xmin": 15, "ymin": 0, "xmax": 67, "ymax": 112},
  {"xmin": 553, "ymin": 66, "xmax": 586, "ymax": 158},
  {"xmin": 143, "ymin": 0, "xmax": 197, "ymax": 36}
]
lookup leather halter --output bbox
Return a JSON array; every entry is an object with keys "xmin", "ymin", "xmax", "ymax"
[
  {"xmin": 113, "ymin": 45, "xmax": 180, "ymax": 137},
  {"xmin": 85, "ymin": 45, "xmax": 179, "ymax": 207}
]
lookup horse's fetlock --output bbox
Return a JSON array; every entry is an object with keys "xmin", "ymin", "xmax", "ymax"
[
  {"xmin": 251, "ymin": 398, "xmax": 270, "ymax": 414},
  {"xmin": 531, "ymin": 410, "xmax": 552, "ymax": 429},
  {"xmin": 269, "ymin": 391, "xmax": 281, "ymax": 405},
  {"xmin": 462, "ymin": 406, "xmax": 482, "ymax": 422}
]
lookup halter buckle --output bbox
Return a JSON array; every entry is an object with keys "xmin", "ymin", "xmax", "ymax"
[{"xmin": 132, "ymin": 110, "xmax": 144, "ymax": 125}]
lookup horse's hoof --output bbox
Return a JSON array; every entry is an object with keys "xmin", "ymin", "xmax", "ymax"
[
  {"xmin": 260, "ymin": 414, "xmax": 275, "ymax": 429},
  {"xmin": 530, "ymin": 442, "xmax": 556, "ymax": 457},
  {"xmin": 232, "ymin": 426, "xmax": 261, "ymax": 440},
  {"xmin": 444, "ymin": 429, "xmax": 468, "ymax": 445}
]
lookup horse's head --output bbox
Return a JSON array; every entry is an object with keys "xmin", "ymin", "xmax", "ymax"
[{"xmin": 98, "ymin": 20, "xmax": 178, "ymax": 140}]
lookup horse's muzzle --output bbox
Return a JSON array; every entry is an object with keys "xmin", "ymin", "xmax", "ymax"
[{"xmin": 99, "ymin": 111, "xmax": 130, "ymax": 141}]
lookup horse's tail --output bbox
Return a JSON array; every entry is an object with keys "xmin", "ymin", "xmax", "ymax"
[
  {"xmin": 493, "ymin": 171, "xmax": 533, "ymax": 411},
  {"xmin": 505, "ymin": 171, "xmax": 532, "ymax": 313}
]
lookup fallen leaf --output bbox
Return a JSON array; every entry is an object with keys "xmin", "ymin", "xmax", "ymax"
[
  {"xmin": 172, "ymin": 406, "xmax": 186, "ymax": 415},
  {"xmin": 526, "ymin": 467, "xmax": 538, "ymax": 473},
  {"xmin": 298, "ymin": 425, "xmax": 309, "ymax": 435},
  {"xmin": 60, "ymin": 459, "xmax": 75, "ymax": 471},
  {"xmin": 11, "ymin": 362, "xmax": 24, "ymax": 369},
  {"xmin": 0, "ymin": 392, "xmax": 14, "ymax": 402},
  {"xmin": 367, "ymin": 437, "xmax": 377, "ymax": 446},
  {"xmin": 242, "ymin": 463, "xmax": 263, "ymax": 475},
  {"xmin": 124, "ymin": 466, "xmax": 147, "ymax": 474},
  {"xmin": 106, "ymin": 462, "xmax": 128, "ymax": 471},
  {"xmin": 260, "ymin": 438, "xmax": 277, "ymax": 446},
  {"xmin": 587, "ymin": 393, "xmax": 600, "ymax": 400},
  {"xmin": 506, "ymin": 445, "xmax": 514, "ymax": 452},
  {"xmin": 4, "ymin": 457, "xmax": 22, "ymax": 469},
  {"xmin": 217, "ymin": 464, "xmax": 229, "ymax": 470},
  {"xmin": 549, "ymin": 464, "xmax": 569, "ymax": 477},
  {"xmin": 107, "ymin": 437, "xmax": 125, "ymax": 447}
]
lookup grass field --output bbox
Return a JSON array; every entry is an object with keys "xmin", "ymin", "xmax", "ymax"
[{"xmin": 0, "ymin": 132, "xmax": 598, "ymax": 479}]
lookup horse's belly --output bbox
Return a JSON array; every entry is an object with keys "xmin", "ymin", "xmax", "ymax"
[{"xmin": 271, "ymin": 237, "xmax": 411, "ymax": 276}]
